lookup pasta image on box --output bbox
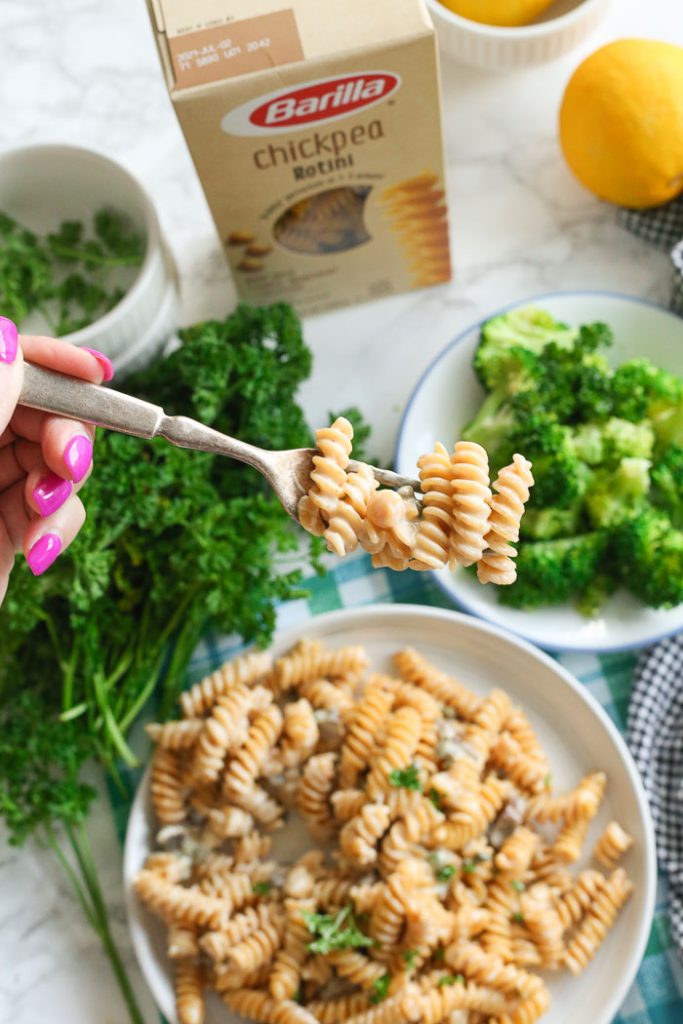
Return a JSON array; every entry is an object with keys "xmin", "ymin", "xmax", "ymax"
[{"xmin": 145, "ymin": 0, "xmax": 451, "ymax": 315}]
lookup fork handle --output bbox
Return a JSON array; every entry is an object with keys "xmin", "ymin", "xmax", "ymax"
[
  {"xmin": 18, "ymin": 362, "xmax": 271, "ymax": 472},
  {"xmin": 20, "ymin": 362, "xmax": 165, "ymax": 439}
]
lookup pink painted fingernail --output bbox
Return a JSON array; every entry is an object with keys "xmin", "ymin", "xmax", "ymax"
[
  {"xmin": 82, "ymin": 347, "xmax": 114, "ymax": 382},
  {"xmin": 33, "ymin": 473, "xmax": 72, "ymax": 517},
  {"xmin": 64, "ymin": 435, "xmax": 93, "ymax": 483},
  {"xmin": 27, "ymin": 533, "xmax": 62, "ymax": 576},
  {"xmin": 0, "ymin": 316, "xmax": 18, "ymax": 364}
]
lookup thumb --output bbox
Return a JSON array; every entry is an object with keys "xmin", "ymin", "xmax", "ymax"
[{"xmin": 0, "ymin": 318, "xmax": 24, "ymax": 437}]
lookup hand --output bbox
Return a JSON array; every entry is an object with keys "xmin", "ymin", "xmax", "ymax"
[{"xmin": 0, "ymin": 317, "xmax": 114, "ymax": 604}]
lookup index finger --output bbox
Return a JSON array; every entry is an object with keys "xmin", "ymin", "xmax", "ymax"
[
  {"xmin": 20, "ymin": 335, "xmax": 112, "ymax": 384},
  {"xmin": 0, "ymin": 319, "xmax": 23, "ymax": 439}
]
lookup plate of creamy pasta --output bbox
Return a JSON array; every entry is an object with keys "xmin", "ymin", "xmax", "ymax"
[
  {"xmin": 395, "ymin": 291, "xmax": 683, "ymax": 653},
  {"xmin": 123, "ymin": 604, "xmax": 655, "ymax": 1024}
]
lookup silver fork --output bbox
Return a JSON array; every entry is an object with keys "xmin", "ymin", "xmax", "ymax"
[{"xmin": 19, "ymin": 363, "xmax": 420, "ymax": 520}]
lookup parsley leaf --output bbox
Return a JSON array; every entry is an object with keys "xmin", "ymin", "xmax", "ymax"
[
  {"xmin": 370, "ymin": 973, "xmax": 392, "ymax": 1004},
  {"xmin": 303, "ymin": 905, "xmax": 374, "ymax": 954},
  {"xmin": 252, "ymin": 881, "xmax": 272, "ymax": 895},
  {"xmin": 434, "ymin": 945, "xmax": 446, "ymax": 962},
  {"xmin": 0, "ymin": 208, "xmax": 144, "ymax": 337},
  {"xmin": 510, "ymin": 879, "xmax": 526, "ymax": 893},
  {"xmin": 512, "ymin": 912, "xmax": 526, "ymax": 924},
  {"xmin": 428, "ymin": 787, "xmax": 443, "ymax": 810},
  {"xmin": 435, "ymin": 864, "xmax": 456, "ymax": 883},
  {"xmin": 403, "ymin": 950, "xmax": 418, "ymax": 969},
  {"xmin": 437, "ymin": 974, "xmax": 464, "ymax": 987},
  {"xmin": 389, "ymin": 763, "xmax": 421, "ymax": 791}
]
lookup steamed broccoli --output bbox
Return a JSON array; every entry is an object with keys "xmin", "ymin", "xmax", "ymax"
[
  {"xmin": 498, "ymin": 533, "xmax": 607, "ymax": 609},
  {"xmin": 461, "ymin": 347, "xmax": 541, "ymax": 454},
  {"xmin": 473, "ymin": 307, "xmax": 576, "ymax": 391},
  {"xmin": 492, "ymin": 415, "xmax": 589, "ymax": 510},
  {"xmin": 611, "ymin": 358, "xmax": 683, "ymax": 428},
  {"xmin": 651, "ymin": 445, "xmax": 683, "ymax": 528},
  {"xmin": 584, "ymin": 458, "xmax": 651, "ymax": 528},
  {"xmin": 461, "ymin": 307, "xmax": 683, "ymax": 614},
  {"xmin": 520, "ymin": 505, "xmax": 582, "ymax": 540},
  {"xmin": 612, "ymin": 509, "xmax": 683, "ymax": 608},
  {"xmin": 533, "ymin": 332, "xmax": 613, "ymax": 423}
]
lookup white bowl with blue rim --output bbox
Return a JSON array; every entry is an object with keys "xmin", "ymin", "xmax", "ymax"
[{"xmin": 395, "ymin": 291, "xmax": 683, "ymax": 653}]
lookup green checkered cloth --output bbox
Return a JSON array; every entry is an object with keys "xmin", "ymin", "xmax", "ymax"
[{"xmin": 110, "ymin": 553, "xmax": 683, "ymax": 1024}]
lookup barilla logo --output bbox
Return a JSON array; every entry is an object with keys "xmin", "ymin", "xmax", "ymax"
[{"xmin": 221, "ymin": 72, "xmax": 401, "ymax": 137}]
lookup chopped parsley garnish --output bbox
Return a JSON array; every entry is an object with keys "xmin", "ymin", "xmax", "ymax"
[
  {"xmin": 512, "ymin": 912, "xmax": 525, "ymax": 924},
  {"xmin": 510, "ymin": 879, "xmax": 526, "ymax": 893},
  {"xmin": 370, "ymin": 973, "xmax": 392, "ymax": 1004},
  {"xmin": 403, "ymin": 950, "xmax": 418, "ymax": 969},
  {"xmin": 252, "ymin": 881, "xmax": 272, "ymax": 895},
  {"xmin": 436, "ymin": 864, "xmax": 456, "ymax": 883},
  {"xmin": 437, "ymin": 974, "xmax": 464, "ymax": 987},
  {"xmin": 434, "ymin": 945, "xmax": 446, "ymax": 962},
  {"xmin": 428, "ymin": 787, "xmax": 443, "ymax": 810},
  {"xmin": 303, "ymin": 905, "xmax": 374, "ymax": 954},
  {"xmin": 388, "ymin": 763, "xmax": 422, "ymax": 791},
  {"xmin": 462, "ymin": 852, "xmax": 488, "ymax": 874}
]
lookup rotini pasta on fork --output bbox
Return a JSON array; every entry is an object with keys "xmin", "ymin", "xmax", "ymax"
[
  {"xmin": 136, "ymin": 639, "xmax": 634, "ymax": 1024},
  {"xmin": 298, "ymin": 417, "xmax": 534, "ymax": 583}
]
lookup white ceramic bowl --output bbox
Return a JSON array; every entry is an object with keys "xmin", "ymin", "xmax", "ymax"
[
  {"xmin": 0, "ymin": 143, "xmax": 178, "ymax": 369},
  {"xmin": 124, "ymin": 604, "xmax": 656, "ymax": 1024},
  {"xmin": 396, "ymin": 291, "xmax": 683, "ymax": 653},
  {"xmin": 427, "ymin": 0, "xmax": 612, "ymax": 70}
]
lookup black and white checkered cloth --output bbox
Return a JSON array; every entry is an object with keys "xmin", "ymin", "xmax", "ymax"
[
  {"xmin": 618, "ymin": 194, "xmax": 683, "ymax": 314},
  {"xmin": 620, "ymin": 194, "xmax": 683, "ymax": 953},
  {"xmin": 627, "ymin": 637, "xmax": 683, "ymax": 953}
]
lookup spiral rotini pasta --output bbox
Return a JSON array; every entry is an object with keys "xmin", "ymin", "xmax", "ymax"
[
  {"xmin": 299, "ymin": 418, "xmax": 532, "ymax": 581},
  {"xmin": 136, "ymin": 639, "xmax": 634, "ymax": 1024},
  {"xmin": 308, "ymin": 417, "xmax": 354, "ymax": 518},
  {"xmin": 180, "ymin": 650, "xmax": 273, "ymax": 719},
  {"xmin": 593, "ymin": 821, "xmax": 634, "ymax": 870},
  {"xmin": 450, "ymin": 440, "xmax": 493, "ymax": 568},
  {"xmin": 174, "ymin": 958, "xmax": 205, "ymax": 1024},
  {"xmin": 151, "ymin": 747, "xmax": 186, "ymax": 825},
  {"xmin": 478, "ymin": 454, "xmax": 535, "ymax": 585}
]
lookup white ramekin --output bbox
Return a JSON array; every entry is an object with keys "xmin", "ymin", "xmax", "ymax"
[
  {"xmin": 427, "ymin": 0, "xmax": 613, "ymax": 70},
  {"xmin": 0, "ymin": 143, "xmax": 178, "ymax": 369}
]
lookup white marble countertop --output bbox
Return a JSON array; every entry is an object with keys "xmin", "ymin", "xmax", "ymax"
[{"xmin": 1, "ymin": 0, "xmax": 681, "ymax": 1020}]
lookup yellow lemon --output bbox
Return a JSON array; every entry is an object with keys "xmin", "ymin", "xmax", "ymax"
[
  {"xmin": 559, "ymin": 39, "xmax": 683, "ymax": 209},
  {"xmin": 438, "ymin": 0, "xmax": 556, "ymax": 27}
]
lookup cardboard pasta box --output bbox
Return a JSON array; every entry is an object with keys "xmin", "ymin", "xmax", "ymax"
[{"xmin": 146, "ymin": 0, "xmax": 451, "ymax": 315}]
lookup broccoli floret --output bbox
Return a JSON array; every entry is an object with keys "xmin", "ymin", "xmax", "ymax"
[
  {"xmin": 611, "ymin": 358, "xmax": 683, "ymax": 430},
  {"xmin": 521, "ymin": 505, "xmax": 583, "ymax": 540},
  {"xmin": 651, "ymin": 445, "xmax": 683, "ymax": 528},
  {"xmin": 499, "ymin": 533, "xmax": 607, "ymax": 609},
  {"xmin": 536, "ymin": 341, "xmax": 613, "ymax": 423},
  {"xmin": 576, "ymin": 572, "xmax": 617, "ymax": 617},
  {"xmin": 473, "ymin": 307, "xmax": 576, "ymax": 391},
  {"xmin": 460, "ymin": 390, "xmax": 517, "ymax": 456},
  {"xmin": 502, "ymin": 416, "xmax": 588, "ymax": 509},
  {"xmin": 584, "ymin": 457, "xmax": 651, "ymax": 528},
  {"xmin": 612, "ymin": 509, "xmax": 683, "ymax": 608},
  {"xmin": 568, "ymin": 418, "xmax": 654, "ymax": 466},
  {"xmin": 601, "ymin": 417, "xmax": 655, "ymax": 464},
  {"xmin": 568, "ymin": 423, "xmax": 605, "ymax": 465}
]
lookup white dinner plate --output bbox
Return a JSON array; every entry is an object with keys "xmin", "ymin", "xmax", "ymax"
[
  {"xmin": 395, "ymin": 291, "xmax": 683, "ymax": 653},
  {"xmin": 124, "ymin": 604, "xmax": 656, "ymax": 1024}
]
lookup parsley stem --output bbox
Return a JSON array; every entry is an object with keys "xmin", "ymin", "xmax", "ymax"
[
  {"xmin": 46, "ymin": 244, "xmax": 140, "ymax": 268},
  {"xmin": 92, "ymin": 672, "xmax": 137, "ymax": 768},
  {"xmin": 67, "ymin": 824, "xmax": 145, "ymax": 1024}
]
